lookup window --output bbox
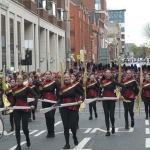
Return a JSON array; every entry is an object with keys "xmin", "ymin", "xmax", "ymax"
[
  {"xmin": 57, "ymin": 9, "xmax": 64, "ymax": 20},
  {"xmin": 10, "ymin": 18, "xmax": 14, "ymax": 67},
  {"xmin": 95, "ymin": 0, "xmax": 101, "ymax": 10},
  {"xmin": 1, "ymin": 15, "xmax": 6, "ymax": 67},
  {"xmin": 122, "ymin": 41, "xmax": 125, "ymax": 46},
  {"xmin": 122, "ymin": 48, "xmax": 124, "ymax": 52},
  {"xmin": 17, "ymin": 22, "xmax": 21, "ymax": 65},
  {"xmin": 47, "ymin": 1, "xmax": 56, "ymax": 16},
  {"xmin": 16, "ymin": 0, "xmax": 21, "ymax": 2},
  {"xmin": 121, "ymin": 27, "xmax": 124, "ymax": 32},
  {"xmin": 121, "ymin": 34, "xmax": 125, "ymax": 39}
]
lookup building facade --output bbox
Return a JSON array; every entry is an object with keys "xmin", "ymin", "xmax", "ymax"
[
  {"xmin": 108, "ymin": 9, "xmax": 126, "ymax": 53},
  {"xmin": 0, "ymin": 0, "xmax": 67, "ymax": 72}
]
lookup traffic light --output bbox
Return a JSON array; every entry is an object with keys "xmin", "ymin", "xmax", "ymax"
[{"xmin": 25, "ymin": 49, "xmax": 32, "ymax": 65}]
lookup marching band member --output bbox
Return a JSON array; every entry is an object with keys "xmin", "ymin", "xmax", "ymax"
[
  {"xmin": 7, "ymin": 75, "xmax": 38, "ymax": 150},
  {"xmin": 122, "ymin": 70, "xmax": 139, "ymax": 129},
  {"xmin": 87, "ymin": 75, "xmax": 99, "ymax": 120},
  {"xmin": 39, "ymin": 71, "xmax": 60, "ymax": 138},
  {"xmin": 100, "ymin": 70, "xmax": 124, "ymax": 136},
  {"xmin": 28, "ymin": 77, "xmax": 39, "ymax": 122},
  {"xmin": 70, "ymin": 73, "xmax": 84, "ymax": 129},
  {"xmin": 142, "ymin": 74, "xmax": 150, "ymax": 119},
  {"xmin": 54, "ymin": 73, "xmax": 85, "ymax": 149},
  {"xmin": 6, "ymin": 79, "xmax": 16, "ymax": 131}
]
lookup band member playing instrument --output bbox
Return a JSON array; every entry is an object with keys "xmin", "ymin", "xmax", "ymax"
[
  {"xmin": 7, "ymin": 75, "xmax": 38, "ymax": 150},
  {"xmin": 122, "ymin": 70, "xmax": 138, "ymax": 129},
  {"xmin": 100, "ymin": 70, "xmax": 124, "ymax": 136},
  {"xmin": 70, "ymin": 73, "xmax": 84, "ymax": 129},
  {"xmin": 28, "ymin": 77, "xmax": 39, "ymax": 122},
  {"xmin": 6, "ymin": 79, "xmax": 16, "ymax": 131},
  {"xmin": 87, "ymin": 75, "xmax": 99, "ymax": 120},
  {"xmin": 39, "ymin": 71, "xmax": 60, "ymax": 138},
  {"xmin": 142, "ymin": 74, "xmax": 150, "ymax": 119},
  {"xmin": 55, "ymin": 73, "xmax": 85, "ymax": 149}
]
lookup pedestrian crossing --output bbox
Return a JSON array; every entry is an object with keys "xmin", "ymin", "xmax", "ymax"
[{"xmin": 145, "ymin": 120, "xmax": 150, "ymax": 148}]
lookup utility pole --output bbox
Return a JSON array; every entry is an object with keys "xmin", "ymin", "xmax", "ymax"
[{"xmin": 38, "ymin": 0, "xmax": 41, "ymax": 69}]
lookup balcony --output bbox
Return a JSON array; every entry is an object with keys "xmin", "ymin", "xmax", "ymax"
[
  {"xmin": 57, "ymin": 21, "xmax": 64, "ymax": 30},
  {"xmin": 23, "ymin": 0, "xmax": 37, "ymax": 14}
]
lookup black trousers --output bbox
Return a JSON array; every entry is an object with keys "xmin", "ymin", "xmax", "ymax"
[
  {"xmin": 42, "ymin": 102, "xmax": 56, "ymax": 133},
  {"xmin": 14, "ymin": 110, "xmax": 29, "ymax": 146},
  {"xmin": 88, "ymin": 95, "xmax": 97, "ymax": 116},
  {"xmin": 28, "ymin": 102, "xmax": 35, "ymax": 119},
  {"xmin": 60, "ymin": 108, "xmax": 78, "ymax": 145},
  {"xmin": 102, "ymin": 101, "xmax": 115, "ymax": 131},
  {"xmin": 10, "ymin": 112, "xmax": 14, "ymax": 128},
  {"xmin": 123, "ymin": 98, "xmax": 134, "ymax": 125},
  {"xmin": 143, "ymin": 96, "xmax": 150, "ymax": 116}
]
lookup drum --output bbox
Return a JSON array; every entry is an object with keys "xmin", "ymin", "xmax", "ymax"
[{"xmin": 0, "ymin": 114, "xmax": 4, "ymax": 139}]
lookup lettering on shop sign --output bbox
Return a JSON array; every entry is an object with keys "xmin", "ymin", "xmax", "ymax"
[{"xmin": 0, "ymin": 0, "xmax": 9, "ymax": 9}]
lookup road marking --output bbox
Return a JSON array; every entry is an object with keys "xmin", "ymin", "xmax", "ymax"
[
  {"xmin": 9, "ymin": 141, "xmax": 26, "ymax": 150},
  {"xmin": 145, "ymin": 120, "xmax": 149, "ymax": 125},
  {"xmin": 6, "ymin": 131, "xmax": 15, "ymax": 136},
  {"xmin": 146, "ymin": 128, "xmax": 150, "ymax": 134},
  {"xmin": 115, "ymin": 127, "xmax": 134, "ymax": 132},
  {"xmin": 73, "ymin": 138, "xmax": 91, "ymax": 150},
  {"xmin": 55, "ymin": 131, "xmax": 64, "ymax": 135},
  {"xmin": 84, "ymin": 128, "xmax": 92, "ymax": 133},
  {"xmin": 91, "ymin": 128, "xmax": 107, "ymax": 133},
  {"xmin": 146, "ymin": 138, "xmax": 150, "ymax": 148},
  {"xmin": 13, "ymin": 130, "xmax": 23, "ymax": 135},
  {"xmin": 29, "ymin": 130, "xmax": 38, "ymax": 135},
  {"xmin": 54, "ymin": 121, "xmax": 62, "ymax": 126},
  {"xmin": 34, "ymin": 130, "xmax": 46, "ymax": 136}
]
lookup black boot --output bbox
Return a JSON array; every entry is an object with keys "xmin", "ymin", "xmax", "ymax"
[
  {"xmin": 95, "ymin": 113, "xmax": 98, "ymax": 118},
  {"xmin": 50, "ymin": 130, "xmax": 55, "ymax": 138},
  {"xmin": 63, "ymin": 144, "xmax": 70, "ymax": 149},
  {"xmin": 146, "ymin": 116, "xmax": 148, "ymax": 120},
  {"xmin": 10, "ymin": 128, "xmax": 14, "ymax": 132},
  {"xmin": 33, "ymin": 115, "xmax": 35, "ymax": 120},
  {"xmin": 105, "ymin": 132, "xmax": 110, "ymax": 136},
  {"xmin": 89, "ymin": 116, "xmax": 93, "ymax": 120},
  {"xmin": 125, "ymin": 125, "xmax": 129, "ymax": 129},
  {"xmin": 26, "ymin": 137, "xmax": 31, "ymax": 147},
  {"xmin": 73, "ymin": 136, "xmax": 78, "ymax": 146},
  {"xmin": 15, "ymin": 145, "xmax": 21, "ymax": 150},
  {"xmin": 131, "ymin": 120, "xmax": 134, "ymax": 127},
  {"xmin": 111, "ymin": 127, "xmax": 115, "ymax": 134},
  {"xmin": 46, "ymin": 132, "xmax": 51, "ymax": 138}
]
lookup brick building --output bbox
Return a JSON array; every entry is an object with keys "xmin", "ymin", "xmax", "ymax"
[{"xmin": 0, "ymin": 0, "xmax": 69, "ymax": 72}]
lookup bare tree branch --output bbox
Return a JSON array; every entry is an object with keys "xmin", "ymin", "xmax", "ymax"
[{"xmin": 143, "ymin": 23, "xmax": 150, "ymax": 38}]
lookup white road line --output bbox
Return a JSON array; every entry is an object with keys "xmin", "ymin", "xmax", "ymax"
[
  {"xmin": 91, "ymin": 128, "xmax": 107, "ymax": 133},
  {"xmin": 84, "ymin": 128, "xmax": 92, "ymax": 133},
  {"xmin": 73, "ymin": 138, "xmax": 91, "ymax": 150},
  {"xmin": 146, "ymin": 128, "xmax": 150, "ymax": 134},
  {"xmin": 13, "ymin": 130, "xmax": 23, "ymax": 135},
  {"xmin": 54, "ymin": 121, "xmax": 62, "ymax": 126},
  {"xmin": 9, "ymin": 141, "xmax": 26, "ymax": 150},
  {"xmin": 6, "ymin": 131, "xmax": 15, "ymax": 136},
  {"xmin": 34, "ymin": 130, "xmax": 46, "ymax": 136},
  {"xmin": 29, "ymin": 130, "xmax": 38, "ymax": 135},
  {"xmin": 146, "ymin": 138, "xmax": 150, "ymax": 148},
  {"xmin": 145, "ymin": 120, "xmax": 149, "ymax": 125}
]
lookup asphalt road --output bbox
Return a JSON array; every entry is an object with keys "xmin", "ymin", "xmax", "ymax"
[{"xmin": 0, "ymin": 101, "xmax": 149, "ymax": 150}]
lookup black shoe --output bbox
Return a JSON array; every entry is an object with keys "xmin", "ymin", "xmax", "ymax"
[
  {"xmin": 33, "ymin": 115, "xmax": 35, "ymax": 120},
  {"xmin": 51, "ymin": 132, "xmax": 55, "ymax": 138},
  {"xmin": 10, "ymin": 128, "xmax": 14, "ymax": 132},
  {"xmin": 28, "ymin": 118, "xmax": 32, "ymax": 122},
  {"xmin": 89, "ymin": 116, "xmax": 93, "ymax": 120},
  {"xmin": 76, "ymin": 125, "xmax": 79, "ymax": 129},
  {"xmin": 95, "ymin": 113, "xmax": 98, "ymax": 118},
  {"xmin": 111, "ymin": 127, "xmax": 115, "ymax": 134},
  {"xmin": 46, "ymin": 133, "xmax": 51, "ymax": 138},
  {"xmin": 26, "ymin": 138, "xmax": 31, "ymax": 147},
  {"xmin": 73, "ymin": 136, "xmax": 78, "ymax": 146},
  {"xmin": 105, "ymin": 132, "xmax": 110, "ymax": 136},
  {"xmin": 125, "ymin": 125, "xmax": 129, "ymax": 129},
  {"xmin": 146, "ymin": 116, "xmax": 148, "ymax": 120},
  {"xmin": 15, "ymin": 145, "xmax": 21, "ymax": 150},
  {"xmin": 63, "ymin": 144, "xmax": 70, "ymax": 149},
  {"xmin": 131, "ymin": 120, "xmax": 134, "ymax": 127}
]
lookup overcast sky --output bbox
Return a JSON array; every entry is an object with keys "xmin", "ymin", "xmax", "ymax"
[{"xmin": 107, "ymin": 0, "xmax": 150, "ymax": 46}]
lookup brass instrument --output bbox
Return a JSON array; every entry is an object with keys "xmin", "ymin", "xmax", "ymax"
[
  {"xmin": 135, "ymin": 65, "xmax": 143, "ymax": 116},
  {"xmin": 60, "ymin": 62, "xmax": 64, "ymax": 86},
  {"xmin": 19, "ymin": 65, "xmax": 21, "ymax": 75},
  {"xmin": 2, "ymin": 66, "xmax": 13, "ymax": 113},
  {"xmin": 79, "ymin": 65, "xmax": 87, "ymax": 111}
]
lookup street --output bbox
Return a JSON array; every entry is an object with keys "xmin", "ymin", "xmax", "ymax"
[{"xmin": 0, "ymin": 101, "xmax": 149, "ymax": 150}]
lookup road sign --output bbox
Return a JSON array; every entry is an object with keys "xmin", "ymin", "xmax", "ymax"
[{"xmin": 77, "ymin": 55, "xmax": 82, "ymax": 60}]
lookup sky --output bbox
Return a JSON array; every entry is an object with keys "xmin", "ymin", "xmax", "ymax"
[{"xmin": 107, "ymin": 0, "xmax": 150, "ymax": 46}]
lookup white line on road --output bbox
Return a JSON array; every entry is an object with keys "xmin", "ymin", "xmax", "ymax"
[
  {"xmin": 54, "ymin": 121, "xmax": 62, "ymax": 126},
  {"xmin": 146, "ymin": 138, "xmax": 150, "ymax": 148},
  {"xmin": 73, "ymin": 138, "xmax": 91, "ymax": 150},
  {"xmin": 13, "ymin": 130, "xmax": 23, "ymax": 135},
  {"xmin": 29, "ymin": 130, "xmax": 38, "ymax": 135},
  {"xmin": 34, "ymin": 130, "xmax": 46, "ymax": 136},
  {"xmin": 84, "ymin": 128, "xmax": 92, "ymax": 133},
  {"xmin": 146, "ymin": 128, "xmax": 150, "ymax": 134},
  {"xmin": 6, "ymin": 131, "xmax": 15, "ymax": 136},
  {"xmin": 91, "ymin": 128, "xmax": 107, "ymax": 133},
  {"xmin": 9, "ymin": 141, "xmax": 26, "ymax": 150},
  {"xmin": 145, "ymin": 120, "xmax": 149, "ymax": 125}
]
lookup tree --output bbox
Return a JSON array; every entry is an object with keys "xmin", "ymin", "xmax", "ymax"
[{"xmin": 143, "ymin": 23, "xmax": 150, "ymax": 39}]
